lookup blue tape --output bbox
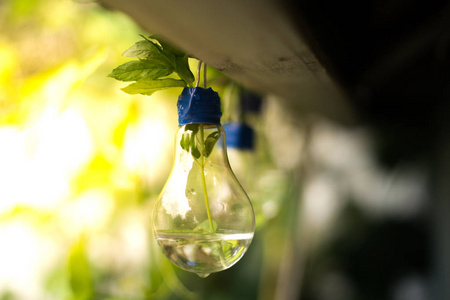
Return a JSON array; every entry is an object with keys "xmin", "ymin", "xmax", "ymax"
[
  {"xmin": 177, "ymin": 87, "xmax": 222, "ymax": 126},
  {"xmin": 223, "ymin": 122, "xmax": 254, "ymax": 150}
]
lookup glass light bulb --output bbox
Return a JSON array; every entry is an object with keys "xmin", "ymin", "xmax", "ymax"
[
  {"xmin": 223, "ymin": 120, "xmax": 287, "ymax": 228},
  {"xmin": 152, "ymin": 88, "xmax": 255, "ymax": 278}
]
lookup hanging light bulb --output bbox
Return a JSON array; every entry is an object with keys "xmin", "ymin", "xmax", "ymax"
[
  {"xmin": 152, "ymin": 86, "xmax": 255, "ymax": 278},
  {"xmin": 223, "ymin": 121, "xmax": 255, "ymax": 187},
  {"xmin": 223, "ymin": 89, "xmax": 288, "ymax": 228}
]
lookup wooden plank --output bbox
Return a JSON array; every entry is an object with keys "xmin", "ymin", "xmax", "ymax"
[{"xmin": 98, "ymin": 0, "xmax": 355, "ymax": 123}]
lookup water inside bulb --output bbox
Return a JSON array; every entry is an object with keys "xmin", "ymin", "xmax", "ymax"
[
  {"xmin": 153, "ymin": 123, "xmax": 255, "ymax": 277},
  {"xmin": 155, "ymin": 231, "xmax": 253, "ymax": 277}
]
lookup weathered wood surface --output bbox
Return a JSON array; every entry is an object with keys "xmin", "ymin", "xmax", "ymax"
[{"xmin": 98, "ymin": 0, "xmax": 355, "ymax": 123}]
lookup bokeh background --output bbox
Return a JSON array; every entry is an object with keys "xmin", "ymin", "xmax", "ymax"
[{"xmin": 0, "ymin": 0, "xmax": 431, "ymax": 299}]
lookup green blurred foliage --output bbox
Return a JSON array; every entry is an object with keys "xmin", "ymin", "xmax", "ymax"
[
  {"xmin": 0, "ymin": 0, "xmax": 292, "ymax": 299},
  {"xmin": 68, "ymin": 237, "xmax": 93, "ymax": 300}
]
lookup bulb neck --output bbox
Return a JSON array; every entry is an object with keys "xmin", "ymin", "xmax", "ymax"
[
  {"xmin": 177, "ymin": 87, "xmax": 222, "ymax": 126},
  {"xmin": 174, "ymin": 124, "xmax": 229, "ymax": 167}
]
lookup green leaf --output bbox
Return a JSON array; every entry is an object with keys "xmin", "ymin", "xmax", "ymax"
[
  {"xmin": 150, "ymin": 35, "xmax": 185, "ymax": 57},
  {"xmin": 180, "ymin": 133, "xmax": 189, "ymax": 151},
  {"xmin": 203, "ymin": 131, "xmax": 220, "ymax": 157},
  {"xmin": 111, "ymin": 36, "xmax": 195, "ymax": 96},
  {"xmin": 181, "ymin": 125, "xmax": 201, "ymax": 155},
  {"xmin": 185, "ymin": 124, "xmax": 199, "ymax": 134},
  {"xmin": 159, "ymin": 51, "xmax": 177, "ymax": 70},
  {"xmin": 123, "ymin": 38, "xmax": 176, "ymax": 69},
  {"xmin": 175, "ymin": 55, "xmax": 195, "ymax": 85},
  {"xmin": 194, "ymin": 219, "xmax": 218, "ymax": 233},
  {"xmin": 121, "ymin": 78, "xmax": 186, "ymax": 96},
  {"xmin": 137, "ymin": 36, "xmax": 191, "ymax": 83},
  {"xmin": 122, "ymin": 40, "xmax": 161, "ymax": 59},
  {"xmin": 190, "ymin": 132, "xmax": 201, "ymax": 159},
  {"xmin": 139, "ymin": 35, "xmax": 163, "ymax": 50},
  {"xmin": 191, "ymin": 145, "xmax": 201, "ymax": 159},
  {"xmin": 108, "ymin": 60, "xmax": 173, "ymax": 82}
]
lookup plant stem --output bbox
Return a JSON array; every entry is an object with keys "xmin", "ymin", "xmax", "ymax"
[
  {"xmin": 200, "ymin": 124, "xmax": 215, "ymax": 233},
  {"xmin": 195, "ymin": 61, "xmax": 202, "ymax": 88}
]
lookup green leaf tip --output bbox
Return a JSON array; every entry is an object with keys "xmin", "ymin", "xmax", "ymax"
[
  {"xmin": 203, "ymin": 131, "xmax": 220, "ymax": 157},
  {"xmin": 175, "ymin": 55, "xmax": 195, "ymax": 85},
  {"xmin": 121, "ymin": 78, "xmax": 186, "ymax": 96},
  {"xmin": 108, "ymin": 60, "xmax": 173, "ymax": 82},
  {"xmin": 122, "ymin": 40, "xmax": 161, "ymax": 59}
]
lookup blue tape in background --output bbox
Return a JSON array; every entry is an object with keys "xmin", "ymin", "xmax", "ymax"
[{"xmin": 223, "ymin": 122, "xmax": 254, "ymax": 150}]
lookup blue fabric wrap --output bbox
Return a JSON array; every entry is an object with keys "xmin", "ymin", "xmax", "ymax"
[
  {"xmin": 223, "ymin": 122, "xmax": 254, "ymax": 150},
  {"xmin": 177, "ymin": 87, "xmax": 222, "ymax": 125}
]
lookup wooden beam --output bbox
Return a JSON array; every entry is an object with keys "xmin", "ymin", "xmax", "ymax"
[{"xmin": 98, "ymin": 0, "xmax": 355, "ymax": 124}]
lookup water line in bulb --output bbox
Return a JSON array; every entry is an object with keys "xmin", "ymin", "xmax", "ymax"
[{"xmin": 152, "ymin": 87, "xmax": 255, "ymax": 278}]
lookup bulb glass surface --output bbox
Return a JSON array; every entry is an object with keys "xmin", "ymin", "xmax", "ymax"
[{"xmin": 153, "ymin": 123, "xmax": 255, "ymax": 278}]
